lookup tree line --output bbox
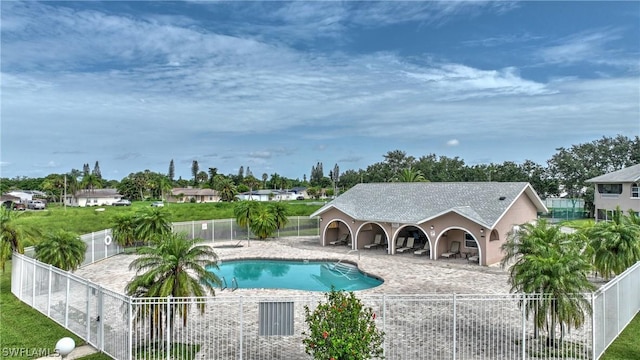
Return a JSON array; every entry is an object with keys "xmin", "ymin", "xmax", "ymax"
[{"xmin": 2, "ymin": 135, "xmax": 638, "ymax": 213}]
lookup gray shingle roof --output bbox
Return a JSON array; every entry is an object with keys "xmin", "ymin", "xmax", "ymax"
[
  {"xmin": 310, "ymin": 182, "xmax": 546, "ymax": 228},
  {"xmin": 74, "ymin": 188, "xmax": 122, "ymax": 198},
  {"xmin": 586, "ymin": 164, "xmax": 640, "ymax": 183},
  {"xmin": 171, "ymin": 188, "xmax": 218, "ymax": 196}
]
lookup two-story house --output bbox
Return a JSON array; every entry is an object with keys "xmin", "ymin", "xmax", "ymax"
[{"xmin": 586, "ymin": 164, "xmax": 640, "ymax": 221}]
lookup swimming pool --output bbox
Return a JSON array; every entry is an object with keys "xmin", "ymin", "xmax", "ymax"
[{"xmin": 208, "ymin": 259, "xmax": 383, "ymax": 292}]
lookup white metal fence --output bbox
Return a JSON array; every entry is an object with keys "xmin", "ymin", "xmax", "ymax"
[
  {"xmin": 12, "ymin": 215, "xmax": 639, "ymax": 360},
  {"xmin": 11, "ymin": 251, "xmax": 640, "ymax": 360},
  {"xmin": 23, "ymin": 216, "xmax": 320, "ymax": 269},
  {"xmin": 171, "ymin": 217, "xmax": 320, "ymax": 244},
  {"xmin": 592, "ymin": 261, "xmax": 640, "ymax": 358}
]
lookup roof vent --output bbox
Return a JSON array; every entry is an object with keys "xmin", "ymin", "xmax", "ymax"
[{"xmin": 499, "ymin": 196, "xmax": 506, "ymax": 201}]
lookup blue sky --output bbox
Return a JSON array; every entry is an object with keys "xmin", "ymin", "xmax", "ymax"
[{"xmin": 1, "ymin": 1, "xmax": 639, "ymax": 181}]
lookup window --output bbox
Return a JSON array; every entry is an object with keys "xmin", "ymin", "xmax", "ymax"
[
  {"xmin": 632, "ymin": 183, "xmax": 639, "ymax": 198},
  {"xmin": 464, "ymin": 233, "xmax": 477, "ymax": 248},
  {"xmin": 597, "ymin": 184, "xmax": 622, "ymax": 194}
]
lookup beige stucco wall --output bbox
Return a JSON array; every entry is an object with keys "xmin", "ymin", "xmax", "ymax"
[
  {"xmin": 593, "ymin": 182, "xmax": 640, "ymax": 215},
  {"xmin": 488, "ymin": 193, "xmax": 539, "ymax": 265},
  {"xmin": 318, "ymin": 207, "xmax": 360, "ymax": 247}
]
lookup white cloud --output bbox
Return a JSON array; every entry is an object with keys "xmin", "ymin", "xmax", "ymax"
[
  {"xmin": 249, "ymin": 151, "xmax": 272, "ymax": 159},
  {"xmin": 537, "ymin": 28, "xmax": 638, "ymax": 71},
  {"xmin": 1, "ymin": 2, "xmax": 637, "ymax": 178}
]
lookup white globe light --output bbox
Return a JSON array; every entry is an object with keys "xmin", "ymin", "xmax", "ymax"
[{"xmin": 55, "ymin": 337, "xmax": 75, "ymax": 357}]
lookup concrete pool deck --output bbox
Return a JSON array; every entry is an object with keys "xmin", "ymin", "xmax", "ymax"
[{"xmin": 75, "ymin": 236, "xmax": 512, "ymax": 297}]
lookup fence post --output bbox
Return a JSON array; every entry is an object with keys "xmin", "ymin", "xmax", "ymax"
[
  {"xmin": 592, "ymin": 292, "xmax": 596, "ymax": 360},
  {"xmin": 32, "ymin": 261, "xmax": 37, "ymax": 307},
  {"xmin": 91, "ymin": 232, "xmax": 95, "ymax": 263},
  {"xmin": 166, "ymin": 297, "xmax": 172, "ymax": 360},
  {"xmin": 47, "ymin": 264, "xmax": 53, "ymax": 317},
  {"xmin": 522, "ymin": 294, "xmax": 526, "ymax": 360},
  {"xmin": 239, "ymin": 296, "xmax": 244, "ymax": 360},
  {"xmin": 212, "ymin": 220, "xmax": 215, "ymax": 243},
  {"xmin": 128, "ymin": 297, "xmax": 133, "ymax": 360},
  {"xmin": 192, "ymin": 221, "xmax": 195, "ymax": 240},
  {"xmin": 19, "ymin": 255, "xmax": 24, "ymax": 301},
  {"xmin": 382, "ymin": 295, "xmax": 387, "ymax": 358},
  {"xmin": 86, "ymin": 283, "xmax": 91, "ymax": 340},
  {"xmin": 64, "ymin": 276, "xmax": 70, "ymax": 328},
  {"xmin": 452, "ymin": 293, "xmax": 457, "ymax": 360},
  {"xmin": 99, "ymin": 286, "xmax": 105, "ymax": 352},
  {"xmin": 616, "ymin": 281, "xmax": 620, "ymax": 333}
]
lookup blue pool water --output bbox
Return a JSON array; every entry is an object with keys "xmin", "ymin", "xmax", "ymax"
[{"xmin": 207, "ymin": 259, "xmax": 383, "ymax": 292}]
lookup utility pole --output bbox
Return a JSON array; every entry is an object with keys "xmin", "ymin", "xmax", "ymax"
[{"xmin": 64, "ymin": 175, "xmax": 67, "ymax": 211}]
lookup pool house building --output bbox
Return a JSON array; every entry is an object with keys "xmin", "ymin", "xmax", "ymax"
[{"xmin": 310, "ymin": 182, "xmax": 547, "ymax": 266}]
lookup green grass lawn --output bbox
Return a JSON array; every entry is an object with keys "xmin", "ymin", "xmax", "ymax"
[
  {"xmin": 0, "ymin": 263, "xmax": 112, "ymax": 360},
  {"xmin": 601, "ymin": 313, "xmax": 640, "ymax": 360},
  {"xmin": 558, "ymin": 218, "xmax": 595, "ymax": 229}
]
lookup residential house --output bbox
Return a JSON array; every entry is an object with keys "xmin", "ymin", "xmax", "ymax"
[
  {"xmin": 291, "ymin": 187, "xmax": 308, "ymax": 199},
  {"xmin": 310, "ymin": 182, "xmax": 547, "ymax": 266},
  {"xmin": 236, "ymin": 189, "xmax": 300, "ymax": 201},
  {"xmin": 65, "ymin": 189, "xmax": 124, "ymax": 207},
  {"xmin": 585, "ymin": 164, "xmax": 640, "ymax": 221},
  {"xmin": 168, "ymin": 188, "xmax": 220, "ymax": 203},
  {"xmin": 6, "ymin": 190, "xmax": 46, "ymax": 202},
  {"xmin": 1, "ymin": 194, "xmax": 22, "ymax": 208},
  {"xmin": 236, "ymin": 190, "xmax": 276, "ymax": 201}
]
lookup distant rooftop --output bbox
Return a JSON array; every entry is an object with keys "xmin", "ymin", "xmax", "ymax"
[{"xmin": 586, "ymin": 164, "xmax": 640, "ymax": 183}]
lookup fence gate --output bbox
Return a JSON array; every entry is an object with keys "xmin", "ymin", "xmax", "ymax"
[{"xmin": 87, "ymin": 283, "xmax": 103, "ymax": 350}]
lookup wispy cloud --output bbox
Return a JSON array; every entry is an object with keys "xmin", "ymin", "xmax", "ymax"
[
  {"xmin": 537, "ymin": 28, "xmax": 638, "ymax": 71},
  {"xmin": 462, "ymin": 33, "xmax": 543, "ymax": 47},
  {"xmin": 446, "ymin": 139, "xmax": 460, "ymax": 147}
]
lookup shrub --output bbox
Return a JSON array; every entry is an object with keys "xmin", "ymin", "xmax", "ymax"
[{"xmin": 303, "ymin": 289, "xmax": 384, "ymax": 360}]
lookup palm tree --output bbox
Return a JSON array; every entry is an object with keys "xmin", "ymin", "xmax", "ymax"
[
  {"xmin": 501, "ymin": 219, "xmax": 595, "ymax": 346},
  {"xmin": 269, "ymin": 202, "xmax": 289, "ymax": 235},
  {"xmin": 158, "ymin": 177, "xmax": 173, "ymax": 202},
  {"xmin": 126, "ymin": 233, "xmax": 222, "ymax": 331},
  {"xmin": 586, "ymin": 206, "xmax": 640, "ymax": 280},
  {"xmin": 626, "ymin": 209, "xmax": 640, "ymax": 226},
  {"xmin": 234, "ymin": 201, "xmax": 259, "ymax": 240},
  {"xmin": 134, "ymin": 207, "xmax": 172, "ymax": 245},
  {"xmin": 35, "ymin": 230, "xmax": 86, "ymax": 271},
  {"xmin": 396, "ymin": 167, "xmax": 427, "ymax": 182},
  {"xmin": 81, "ymin": 173, "xmax": 102, "ymax": 192},
  {"xmin": 250, "ymin": 206, "xmax": 278, "ymax": 240},
  {"xmin": 217, "ymin": 178, "xmax": 237, "ymax": 202},
  {"xmin": 111, "ymin": 212, "xmax": 137, "ymax": 247},
  {"xmin": 244, "ymin": 176, "xmax": 261, "ymax": 200},
  {"xmin": 0, "ymin": 208, "xmax": 40, "ymax": 272}
]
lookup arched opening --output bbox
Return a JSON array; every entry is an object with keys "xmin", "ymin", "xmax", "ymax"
[
  {"xmin": 434, "ymin": 227, "xmax": 482, "ymax": 264},
  {"xmin": 321, "ymin": 219, "xmax": 352, "ymax": 247},
  {"xmin": 489, "ymin": 229, "xmax": 499, "ymax": 242},
  {"xmin": 355, "ymin": 222, "xmax": 389, "ymax": 251},
  {"xmin": 391, "ymin": 225, "xmax": 430, "ymax": 255}
]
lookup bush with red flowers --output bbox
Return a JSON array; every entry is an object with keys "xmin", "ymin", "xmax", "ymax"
[{"xmin": 302, "ymin": 288, "xmax": 384, "ymax": 360}]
